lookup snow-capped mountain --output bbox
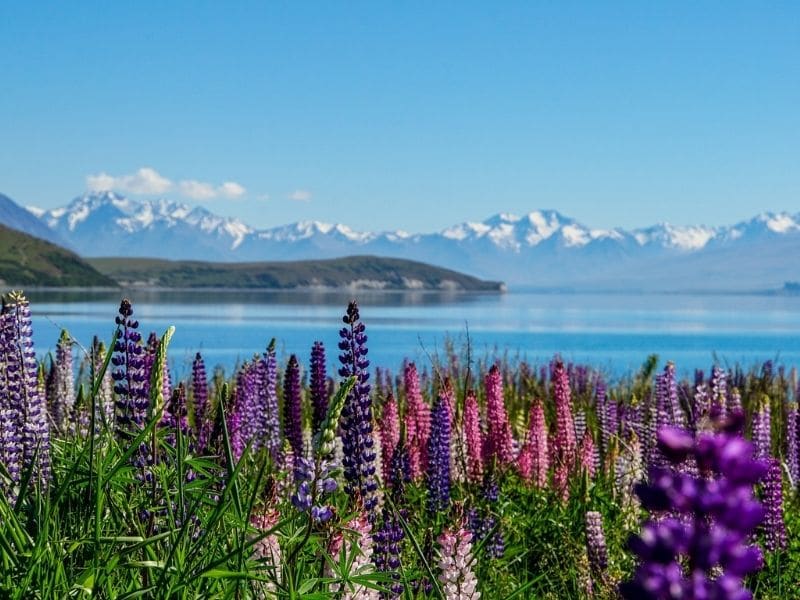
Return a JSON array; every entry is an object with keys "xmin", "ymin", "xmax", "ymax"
[
  {"xmin": 9, "ymin": 191, "xmax": 800, "ymax": 291},
  {"xmin": 0, "ymin": 193, "xmax": 69, "ymax": 247}
]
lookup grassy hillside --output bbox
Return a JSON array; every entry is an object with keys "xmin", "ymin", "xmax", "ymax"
[
  {"xmin": 0, "ymin": 224, "xmax": 117, "ymax": 287},
  {"xmin": 87, "ymin": 255, "xmax": 504, "ymax": 291}
]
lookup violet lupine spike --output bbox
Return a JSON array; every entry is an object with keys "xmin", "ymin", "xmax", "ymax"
[
  {"xmin": 585, "ymin": 511, "xmax": 609, "ymax": 583},
  {"xmin": 596, "ymin": 379, "xmax": 610, "ymax": 455},
  {"xmin": 463, "ymin": 390, "xmax": 484, "ymax": 485},
  {"xmin": 379, "ymin": 393, "xmax": 400, "ymax": 485},
  {"xmin": 309, "ymin": 341, "xmax": 329, "ymax": 435},
  {"xmin": 259, "ymin": 342, "xmax": 282, "ymax": 459},
  {"xmin": 283, "ymin": 354, "xmax": 304, "ymax": 458},
  {"xmin": 112, "ymin": 299, "xmax": 148, "ymax": 435},
  {"xmin": 552, "ymin": 361, "xmax": 577, "ymax": 499},
  {"xmin": 337, "ymin": 301, "xmax": 378, "ymax": 515},
  {"xmin": 574, "ymin": 408, "xmax": 587, "ymax": 445},
  {"xmin": 1, "ymin": 292, "xmax": 50, "ymax": 489},
  {"xmin": 427, "ymin": 392, "xmax": 452, "ymax": 514},
  {"xmin": 710, "ymin": 365, "xmax": 727, "ymax": 419},
  {"xmin": 483, "ymin": 365, "xmax": 515, "ymax": 468},
  {"xmin": 0, "ymin": 311, "xmax": 24, "ymax": 495},
  {"xmin": 49, "ymin": 329, "xmax": 75, "ymax": 435},
  {"xmin": 762, "ymin": 458, "xmax": 787, "ymax": 552},
  {"xmin": 787, "ymin": 402, "xmax": 799, "ymax": 488},
  {"xmin": 751, "ymin": 396, "xmax": 772, "ymax": 460},
  {"xmin": 662, "ymin": 362, "xmax": 683, "ymax": 427},
  {"xmin": 404, "ymin": 362, "xmax": 430, "ymax": 481},
  {"xmin": 190, "ymin": 352, "xmax": 211, "ymax": 451},
  {"xmin": 620, "ymin": 414, "xmax": 767, "ymax": 600}
]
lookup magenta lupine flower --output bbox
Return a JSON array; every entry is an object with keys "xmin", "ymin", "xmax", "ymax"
[
  {"xmin": 436, "ymin": 524, "xmax": 480, "ymax": 599},
  {"xmin": 251, "ymin": 507, "xmax": 282, "ymax": 595},
  {"xmin": 283, "ymin": 354, "xmax": 304, "ymax": 458},
  {"xmin": 338, "ymin": 301, "xmax": 378, "ymax": 514},
  {"xmin": 579, "ymin": 428, "xmax": 596, "ymax": 479},
  {"xmin": 404, "ymin": 362, "xmax": 430, "ymax": 481},
  {"xmin": 190, "ymin": 352, "xmax": 211, "ymax": 450},
  {"xmin": 762, "ymin": 458, "xmax": 787, "ymax": 552},
  {"xmin": 751, "ymin": 397, "xmax": 771, "ymax": 460},
  {"xmin": 309, "ymin": 341, "xmax": 329, "ymax": 434},
  {"xmin": 483, "ymin": 365, "xmax": 515, "ymax": 467},
  {"xmin": 463, "ymin": 390, "xmax": 484, "ymax": 485},
  {"xmin": 585, "ymin": 511, "xmax": 609, "ymax": 581},
  {"xmin": 552, "ymin": 361, "xmax": 576, "ymax": 498},
  {"xmin": 379, "ymin": 393, "xmax": 400, "ymax": 485},
  {"xmin": 518, "ymin": 401, "xmax": 549, "ymax": 487},
  {"xmin": 427, "ymin": 392, "xmax": 452, "ymax": 514},
  {"xmin": 1, "ymin": 293, "xmax": 51, "ymax": 489},
  {"xmin": 787, "ymin": 401, "xmax": 799, "ymax": 488},
  {"xmin": 621, "ymin": 414, "xmax": 767, "ymax": 600}
]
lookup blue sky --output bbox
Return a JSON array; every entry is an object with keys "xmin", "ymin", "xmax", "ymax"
[{"xmin": 1, "ymin": 2, "xmax": 798, "ymax": 232}]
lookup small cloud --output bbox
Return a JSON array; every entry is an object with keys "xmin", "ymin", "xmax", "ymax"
[
  {"xmin": 288, "ymin": 189, "xmax": 312, "ymax": 202},
  {"xmin": 218, "ymin": 181, "xmax": 246, "ymax": 199},
  {"xmin": 178, "ymin": 180, "xmax": 217, "ymax": 200},
  {"xmin": 87, "ymin": 167, "xmax": 173, "ymax": 195}
]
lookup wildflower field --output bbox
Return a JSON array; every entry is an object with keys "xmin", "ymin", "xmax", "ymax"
[{"xmin": 1, "ymin": 292, "xmax": 799, "ymax": 599}]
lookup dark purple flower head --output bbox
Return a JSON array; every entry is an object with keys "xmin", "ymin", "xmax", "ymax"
[
  {"xmin": 427, "ymin": 391, "xmax": 452, "ymax": 514},
  {"xmin": 112, "ymin": 299, "xmax": 148, "ymax": 435},
  {"xmin": 309, "ymin": 341, "xmax": 329, "ymax": 434},
  {"xmin": 283, "ymin": 354, "xmax": 303, "ymax": 458}
]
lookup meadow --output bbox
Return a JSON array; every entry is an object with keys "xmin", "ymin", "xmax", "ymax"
[{"xmin": 0, "ymin": 291, "xmax": 798, "ymax": 599}]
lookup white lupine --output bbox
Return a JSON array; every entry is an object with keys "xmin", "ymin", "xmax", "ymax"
[
  {"xmin": 327, "ymin": 513, "xmax": 379, "ymax": 600},
  {"xmin": 437, "ymin": 526, "xmax": 480, "ymax": 600},
  {"xmin": 251, "ymin": 508, "xmax": 282, "ymax": 598}
]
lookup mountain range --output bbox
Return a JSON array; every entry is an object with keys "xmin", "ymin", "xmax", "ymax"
[{"xmin": 6, "ymin": 191, "xmax": 800, "ymax": 291}]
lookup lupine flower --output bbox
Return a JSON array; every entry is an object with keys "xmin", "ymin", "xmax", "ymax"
[
  {"xmin": 436, "ymin": 524, "xmax": 480, "ymax": 599},
  {"xmin": 585, "ymin": 511, "xmax": 609, "ymax": 587},
  {"xmin": 463, "ymin": 390, "xmax": 484, "ymax": 485},
  {"xmin": 404, "ymin": 362, "xmax": 430, "ymax": 480},
  {"xmin": 0, "ymin": 292, "xmax": 51, "ymax": 490},
  {"xmin": 283, "ymin": 354, "xmax": 304, "ymax": 458},
  {"xmin": 483, "ymin": 365, "xmax": 515, "ymax": 467},
  {"xmin": 378, "ymin": 393, "xmax": 400, "ymax": 484},
  {"xmin": 787, "ymin": 401, "xmax": 799, "ymax": 488},
  {"xmin": 552, "ymin": 361, "xmax": 576, "ymax": 499},
  {"xmin": 661, "ymin": 362, "xmax": 683, "ymax": 427},
  {"xmin": 373, "ymin": 507, "xmax": 405, "ymax": 599},
  {"xmin": 251, "ymin": 507, "xmax": 282, "ymax": 597},
  {"xmin": 762, "ymin": 458, "xmax": 787, "ymax": 551},
  {"xmin": 620, "ymin": 414, "xmax": 767, "ymax": 600},
  {"xmin": 258, "ymin": 342, "xmax": 282, "ymax": 459},
  {"xmin": 91, "ymin": 337, "xmax": 115, "ymax": 431},
  {"xmin": 710, "ymin": 365, "xmax": 727, "ymax": 419},
  {"xmin": 190, "ymin": 352, "xmax": 211, "ymax": 451},
  {"xmin": 338, "ymin": 301, "xmax": 379, "ymax": 515},
  {"xmin": 427, "ymin": 392, "xmax": 452, "ymax": 514},
  {"xmin": 111, "ymin": 299, "xmax": 149, "ymax": 435},
  {"xmin": 578, "ymin": 428, "xmax": 596, "ymax": 479},
  {"xmin": 48, "ymin": 329, "xmax": 75, "ymax": 435},
  {"xmin": 309, "ymin": 341, "xmax": 329, "ymax": 434},
  {"xmin": 751, "ymin": 396, "xmax": 771, "ymax": 460},
  {"xmin": 615, "ymin": 430, "xmax": 644, "ymax": 531},
  {"xmin": 327, "ymin": 512, "xmax": 379, "ymax": 600}
]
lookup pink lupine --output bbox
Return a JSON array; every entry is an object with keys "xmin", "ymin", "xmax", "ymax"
[
  {"xmin": 379, "ymin": 393, "xmax": 401, "ymax": 484},
  {"xmin": 463, "ymin": 390, "xmax": 484, "ymax": 485},
  {"xmin": 578, "ymin": 428, "xmax": 596, "ymax": 479},
  {"xmin": 552, "ymin": 361, "xmax": 577, "ymax": 499},
  {"xmin": 327, "ymin": 513, "xmax": 379, "ymax": 600},
  {"xmin": 404, "ymin": 363, "xmax": 430, "ymax": 481},
  {"xmin": 436, "ymin": 525, "xmax": 480, "ymax": 599},
  {"xmin": 251, "ymin": 508, "xmax": 282, "ymax": 596},
  {"xmin": 483, "ymin": 365, "xmax": 515, "ymax": 467}
]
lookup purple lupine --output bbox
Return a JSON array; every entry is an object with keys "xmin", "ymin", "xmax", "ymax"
[
  {"xmin": 283, "ymin": 354, "xmax": 304, "ymax": 458},
  {"xmin": 620, "ymin": 414, "xmax": 767, "ymax": 600},
  {"xmin": 787, "ymin": 401, "xmax": 799, "ymax": 488},
  {"xmin": 596, "ymin": 379, "xmax": 611, "ymax": 455},
  {"xmin": 309, "ymin": 341, "xmax": 329, "ymax": 434},
  {"xmin": 762, "ymin": 458, "xmax": 787, "ymax": 552},
  {"xmin": 1, "ymin": 293, "xmax": 51, "ymax": 490},
  {"xmin": 427, "ymin": 392, "xmax": 452, "ymax": 514},
  {"xmin": 0, "ymin": 310, "xmax": 24, "ymax": 496},
  {"xmin": 161, "ymin": 382, "xmax": 190, "ymax": 448},
  {"xmin": 710, "ymin": 365, "xmax": 727, "ymax": 419},
  {"xmin": 585, "ymin": 511, "xmax": 609, "ymax": 583},
  {"xmin": 338, "ymin": 301, "xmax": 378, "ymax": 514},
  {"xmin": 48, "ymin": 329, "xmax": 75, "ymax": 435},
  {"xmin": 191, "ymin": 352, "xmax": 211, "ymax": 450},
  {"xmin": 751, "ymin": 397, "xmax": 771, "ymax": 460},
  {"xmin": 258, "ymin": 342, "xmax": 282, "ymax": 459},
  {"xmin": 111, "ymin": 299, "xmax": 149, "ymax": 434},
  {"xmin": 661, "ymin": 362, "xmax": 683, "ymax": 427}
]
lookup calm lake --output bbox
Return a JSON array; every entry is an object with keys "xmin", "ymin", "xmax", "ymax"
[{"xmin": 24, "ymin": 289, "xmax": 800, "ymax": 381}]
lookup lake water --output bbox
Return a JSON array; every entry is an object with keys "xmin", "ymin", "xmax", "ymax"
[{"xmin": 24, "ymin": 289, "xmax": 800, "ymax": 381}]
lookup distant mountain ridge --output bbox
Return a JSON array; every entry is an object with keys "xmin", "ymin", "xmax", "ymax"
[{"xmin": 17, "ymin": 191, "xmax": 800, "ymax": 291}]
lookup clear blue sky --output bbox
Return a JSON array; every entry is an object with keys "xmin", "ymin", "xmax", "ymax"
[{"xmin": 1, "ymin": 2, "xmax": 798, "ymax": 232}]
